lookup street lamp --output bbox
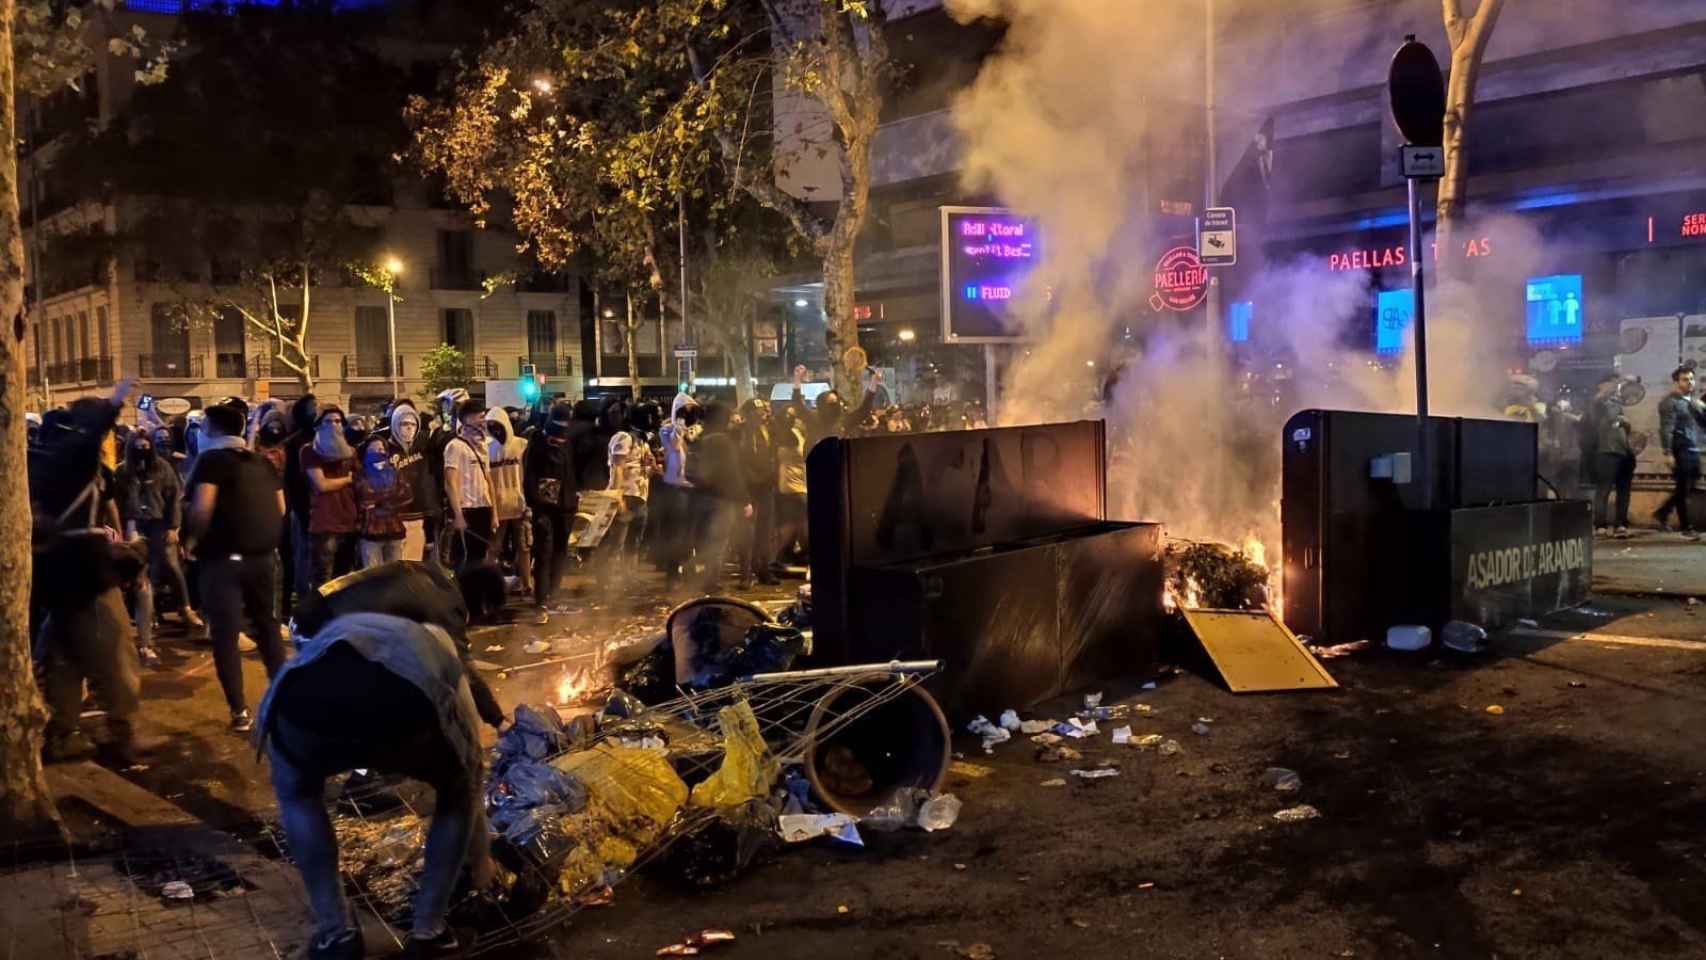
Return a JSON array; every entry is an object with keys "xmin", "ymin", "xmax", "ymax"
[
  {"xmin": 897, "ymin": 327, "xmax": 916, "ymax": 343},
  {"xmin": 383, "ymin": 255, "xmax": 403, "ymax": 396}
]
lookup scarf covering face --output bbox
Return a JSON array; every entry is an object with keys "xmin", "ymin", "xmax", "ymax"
[
  {"xmin": 314, "ymin": 419, "xmax": 354, "ymax": 460},
  {"xmin": 199, "ymin": 433, "xmax": 247, "ymax": 454},
  {"xmin": 391, "ymin": 405, "xmax": 420, "ymax": 447},
  {"xmin": 362, "ymin": 444, "xmax": 395, "ymax": 490}
]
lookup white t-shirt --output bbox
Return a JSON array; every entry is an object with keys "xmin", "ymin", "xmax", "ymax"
[
  {"xmin": 608, "ymin": 431, "xmax": 649, "ymax": 501},
  {"xmin": 443, "ymin": 435, "xmax": 493, "ymax": 509}
]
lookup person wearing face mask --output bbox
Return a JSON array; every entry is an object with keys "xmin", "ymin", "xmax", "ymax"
[
  {"xmin": 443, "ymin": 398, "xmax": 497, "ymax": 571},
  {"xmin": 301, "ymin": 406, "xmax": 360, "ymax": 589},
  {"xmin": 115, "ymin": 429, "xmax": 202, "ymax": 662},
  {"xmin": 484, "ymin": 405, "xmax": 530, "ymax": 595},
  {"xmin": 354, "ymin": 436, "xmax": 411, "ymax": 568},
  {"xmin": 523, "ymin": 401, "xmax": 578, "ymax": 618},
  {"xmin": 386, "ymin": 400, "xmax": 437, "ymax": 563}
]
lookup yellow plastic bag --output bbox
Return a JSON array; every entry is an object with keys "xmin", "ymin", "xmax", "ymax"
[
  {"xmin": 556, "ymin": 744, "xmax": 689, "ymax": 848},
  {"xmin": 689, "ymin": 701, "xmax": 779, "ymax": 809}
]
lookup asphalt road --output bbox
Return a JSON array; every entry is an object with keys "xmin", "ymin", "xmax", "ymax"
[{"xmin": 50, "ymin": 566, "xmax": 1706, "ymax": 960}]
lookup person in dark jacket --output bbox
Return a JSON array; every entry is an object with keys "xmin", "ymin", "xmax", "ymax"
[
  {"xmin": 386, "ymin": 400, "xmax": 438, "ymax": 562},
  {"xmin": 115, "ymin": 428, "xmax": 202, "ymax": 660},
  {"xmin": 284, "ymin": 394, "xmax": 319, "ymax": 606},
  {"xmin": 1591, "ymin": 373, "xmax": 1636, "ymax": 536},
  {"xmin": 687, "ymin": 403, "xmax": 748, "ymax": 592},
  {"xmin": 34, "ymin": 383, "xmax": 150, "ymax": 763},
  {"xmin": 738, "ymin": 398, "xmax": 780, "ymax": 586},
  {"xmin": 569, "ymin": 398, "xmax": 609, "ymax": 491},
  {"xmin": 524, "ymin": 401, "xmax": 579, "ymax": 617},
  {"xmin": 1655, "ymin": 364, "xmax": 1706, "ymax": 538}
]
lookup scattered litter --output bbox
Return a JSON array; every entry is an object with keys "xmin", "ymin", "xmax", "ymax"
[
  {"xmin": 484, "ymin": 643, "xmax": 505, "ymax": 652},
  {"xmin": 523, "ymin": 639, "xmax": 551, "ymax": 655},
  {"xmin": 1689, "ymin": 598, "xmax": 1700, "ymax": 608},
  {"xmin": 1263, "ymin": 767, "xmax": 1302, "ymax": 793},
  {"xmin": 1190, "ymin": 722, "xmax": 1211, "ymax": 736},
  {"xmin": 778, "ymin": 813, "xmax": 863, "ymax": 847},
  {"xmin": 1567, "ymin": 680, "xmax": 1587, "ymax": 689},
  {"xmin": 1039, "ymin": 778, "xmax": 1066, "ymax": 787},
  {"xmin": 656, "ymin": 929, "xmax": 736, "ymax": 957},
  {"xmin": 997, "ymin": 709, "xmax": 1022, "ymax": 731},
  {"xmin": 1273, "ymin": 804, "xmax": 1321, "ymax": 823},
  {"xmin": 1034, "ymin": 744, "xmax": 1082, "ymax": 764},
  {"xmin": 1158, "ymin": 739, "xmax": 1182, "ymax": 756},
  {"xmin": 1070, "ymin": 768, "xmax": 1120, "ymax": 780},
  {"xmin": 124, "ymin": 763, "xmax": 149, "ymax": 773},
  {"xmin": 919, "ymin": 793, "xmax": 962, "ymax": 832},
  {"xmin": 1386, "ymin": 625, "xmax": 1431, "ymax": 651},
  {"xmin": 1083, "ymin": 692, "xmax": 1104, "ymax": 709},
  {"xmin": 1137, "ymin": 881, "xmax": 1155, "ymax": 890},
  {"xmin": 959, "ymin": 944, "xmax": 996, "ymax": 960},
  {"xmin": 954, "ymin": 862, "xmax": 967, "ymax": 871},
  {"xmin": 837, "ymin": 904, "xmax": 849, "ymax": 914},
  {"xmin": 948, "ymin": 761, "xmax": 994, "ymax": 780},
  {"xmin": 1133, "ymin": 734, "xmax": 1165, "ymax": 749},
  {"xmin": 1485, "ymin": 704, "xmax": 1505, "ymax": 715},
  {"xmin": 1442, "ymin": 621, "xmax": 1489, "ymax": 654},
  {"xmin": 1332, "ymin": 750, "xmax": 1351, "ymax": 760},
  {"xmin": 1577, "ymin": 605, "xmax": 1614, "ymax": 618},
  {"xmin": 160, "ymin": 881, "xmax": 194, "ymax": 901},
  {"xmin": 1030, "ymin": 732, "xmax": 1063, "ymax": 746},
  {"xmin": 1313, "ymin": 640, "xmax": 1371, "ymax": 659},
  {"xmin": 1132, "ymin": 703, "xmax": 1153, "ymax": 715},
  {"xmin": 1197, "ymin": 717, "xmax": 1215, "ymax": 724},
  {"xmin": 966, "ymin": 715, "xmax": 1012, "ymax": 752},
  {"xmin": 1052, "ymin": 718, "xmax": 1099, "ymax": 739},
  {"xmin": 863, "ymin": 789, "xmax": 961, "ymax": 832},
  {"xmin": 1142, "ymin": 681, "xmax": 1157, "ymax": 690},
  {"xmin": 1018, "ymin": 719, "xmax": 1055, "ymax": 735},
  {"xmin": 1111, "ymin": 725, "xmax": 1132, "ymax": 745},
  {"xmin": 1516, "ymin": 618, "xmax": 1539, "ymax": 628}
]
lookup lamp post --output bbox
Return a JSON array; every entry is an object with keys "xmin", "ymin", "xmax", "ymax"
[{"xmin": 383, "ymin": 255, "xmax": 404, "ymax": 397}]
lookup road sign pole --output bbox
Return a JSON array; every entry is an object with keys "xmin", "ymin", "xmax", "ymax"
[{"xmin": 1408, "ymin": 173, "xmax": 1430, "ymax": 511}]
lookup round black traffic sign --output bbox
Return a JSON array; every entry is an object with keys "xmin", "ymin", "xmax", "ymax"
[{"xmin": 1388, "ymin": 36, "xmax": 1445, "ymax": 147}]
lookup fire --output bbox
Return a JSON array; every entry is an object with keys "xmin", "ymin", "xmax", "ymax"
[
  {"xmin": 555, "ymin": 666, "xmax": 596, "ymax": 705},
  {"xmin": 1240, "ymin": 535, "xmax": 1266, "ymax": 570},
  {"xmin": 1165, "ymin": 574, "xmax": 1204, "ymax": 612}
]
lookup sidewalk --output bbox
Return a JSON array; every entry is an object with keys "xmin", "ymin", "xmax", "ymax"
[{"xmin": 1593, "ymin": 528, "xmax": 1706, "ymax": 596}]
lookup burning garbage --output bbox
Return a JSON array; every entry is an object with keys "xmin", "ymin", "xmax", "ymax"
[{"xmin": 1164, "ymin": 539, "xmax": 1273, "ymax": 611}]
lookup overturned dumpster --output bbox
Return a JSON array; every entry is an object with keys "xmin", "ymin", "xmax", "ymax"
[{"xmin": 806, "ymin": 420, "xmax": 1166, "ymax": 718}]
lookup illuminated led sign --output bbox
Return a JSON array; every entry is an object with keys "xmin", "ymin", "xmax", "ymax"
[
  {"xmin": 1525, "ymin": 274, "xmax": 1583, "ymax": 346},
  {"xmin": 1375, "ymin": 289, "xmax": 1413, "ymax": 354},
  {"xmin": 1327, "ymin": 236, "xmax": 1492, "ymax": 271},
  {"xmin": 1150, "ymin": 246, "xmax": 1209, "ymax": 312},
  {"xmin": 940, "ymin": 206, "xmax": 1041, "ymax": 343}
]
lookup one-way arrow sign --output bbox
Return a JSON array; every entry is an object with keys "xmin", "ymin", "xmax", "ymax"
[{"xmin": 1400, "ymin": 144, "xmax": 1444, "ymax": 179}]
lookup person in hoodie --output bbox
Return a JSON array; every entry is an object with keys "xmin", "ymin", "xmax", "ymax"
[
  {"xmin": 523, "ymin": 400, "xmax": 578, "ymax": 617},
  {"xmin": 386, "ymin": 401, "xmax": 437, "ymax": 562},
  {"xmin": 649, "ymin": 392, "xmax": 698, "ymax": 582},
  {"xmin": 115, "ymin": 428, "xmax": 201, "ymax": 662},
  {"xmin": 603, "ymin": 399, "xmax": 653, "ymax": 579},
  {"xmin": 301, "ymin": 406, "xmax": 360, "ymax": 589},
  {"xmin": 484, "ymin": 404, "xmax": 530, "ymax": 593},
  {"xmin": 283, "ymin": 394, "xmax": 319, "ymax": 604},
  {"xmin": 354, "ymin": 435, "xmax": 411, "ymax": 568}
]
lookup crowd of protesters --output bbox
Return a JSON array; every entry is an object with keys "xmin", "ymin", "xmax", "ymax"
[{"xmin": 24, "ymin": 364, "xmax": 986, "ymax": 763}]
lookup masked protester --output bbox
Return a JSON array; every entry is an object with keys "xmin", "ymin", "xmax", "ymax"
[
  {"xmin": 773, "ymin": 404, "xmax": 810, "ymax": 570},
  {"xmin": 302, "ymin": 406, "xmax": 360, "ymax": 588},
  {"xmin": 485, "ymin": 405, "xmax": 530, "ymax": 594},
  {"xmin": 443, "ymin": 398, "xmax": 496, "ymax": 569},
  {"xmin": 738, "ymin": 398, "xmax": 779, "ymax": 587},
  {"xmin": 650, "ymin": 392, "xmax": 698, "ymax": 582},
  {"xmin": 284, "ymin": 394, "xmax": 320, "ymax": 606},
  {"xmin": 685, "ymin": 403, "xmax": 747, "ymax": 593},
  {"xmin": 524, "ymin": 401, "xmax": 578, "ymax": 617},
  {"xmin": 258, "ymin": 611, "xmax": 495, "ymax": 960},
  {"xmin": 115, "ymin": 429, "xmax": 202, "ymax": 663},
  {"xmin": 386, "ymin": 401, "xmax": 437, "ymax": 562},
  {"xmin": 603, "ymin": 400, "xmax": 652, "ymax": 579},
  {"xmin": 182, "ymin": 403, "xmax": 286, "ymax": 732},
  {"xmin": 33, "ymin": 385, "xmax": 151, "ymax": 763},
  {"xmin": 354, "ymin": 436, "xmax": 411, "ymax": 568}
]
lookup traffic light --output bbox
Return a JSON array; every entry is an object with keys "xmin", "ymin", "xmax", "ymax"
[{"xmin": 519, "ymin": 363, "xmax": 541, "ymax": 404}]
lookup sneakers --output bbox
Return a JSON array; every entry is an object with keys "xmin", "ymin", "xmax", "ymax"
[
  {"xmin": 180, "ymin": 608, "xmax": 205, "ymax": 630},
  {"xmin": 230, "ymin": 710, "xmax": 254, "ymax": 734},
  {"xmin": 238, "ymin": 632, "xmax": 258, "ymax": 653},
  {"xmin": 401, "ymin": 929, "xmax": 461, "ymax": 959},
  {"xmin": 307, "ymin": 927, "xmax": 363, "ymax": 960},
  {"xmin": 1615, "ymin": 526, "xmax": 1630, "ymax": 538},
  {"xmin": 138, "ymin": 645, "xmax": 162, "ymax": 667}
]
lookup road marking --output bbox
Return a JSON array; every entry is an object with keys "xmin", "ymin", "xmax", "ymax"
[{"xmin": 1510, "ymin": 628, "xmax": 1706, "ymax": 651}]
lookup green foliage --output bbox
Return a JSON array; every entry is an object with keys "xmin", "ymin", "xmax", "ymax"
[
  {"xmin": 15, "ymin": 1, "xmax": 175, "ymax": 99},
  {"xmin": 418, "ymin": 343, "xmax": 472, "ymax": 404}
]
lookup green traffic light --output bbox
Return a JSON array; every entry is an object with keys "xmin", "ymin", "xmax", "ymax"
[{"xmin": 520, "ymin": 377, "xmax": 541, "ymax": 402}]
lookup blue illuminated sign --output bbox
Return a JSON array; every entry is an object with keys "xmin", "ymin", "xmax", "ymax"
[
  {"xmin": 941, "ymin": 206, "xmax": 1040, "ymax": 343},
  {"xmin": 1229, "ymin": 300, "xmax": 1252, "ymax": 343},
  {"xmin": 1375, "ymin": 289, "xmax": 1413, "ymax": 354},
  {"xmin": 1525, "ymin": 273, "xmax": 1584, "ymax": 345}
]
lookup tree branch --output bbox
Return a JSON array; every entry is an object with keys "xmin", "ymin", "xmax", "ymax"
[
  {"xmin": 1461, "ymin": 0, "xmax": 1505, "ymax": 63},
  {"xmin": 1442, "ymin": 0, "xmax": 1467, "ymax": 47}
]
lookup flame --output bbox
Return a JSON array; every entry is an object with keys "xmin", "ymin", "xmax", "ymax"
[
  {"xmin": 555, "ymin": 666, "xmax": 595, "ymax": 705},
  {"xmin": 1166, "ymin": 574, "xmax": 1204, "ymax": 612},
  {"xmin": 1240, "ymin": 535, "xmax": 1266, "ymax": 570}
]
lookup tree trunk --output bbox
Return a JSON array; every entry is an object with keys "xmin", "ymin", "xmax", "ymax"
[
  {"xmin": 822, "ymin": 240, "xmax": 858, "ymax": 397},
  {"xmin": 1436, "ymin": 0, "xmax": 1506, "ymax": 269},
  {"xmin": 624, "ymin": 290, "xmax": 642, "ymax": 401},
  {"xmin": 0, "ymin": 0, "xmax": 61, "ymax": 836}
]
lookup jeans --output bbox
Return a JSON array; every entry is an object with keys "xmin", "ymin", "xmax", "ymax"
[
  {"xmin": 358, "ymin": 538, "xmax": 403, "ymax": 569},
  {"xmin": 1659, "ymin": 450, "xmax": 1701, "ymax": 531},
  {"xmin": 602, "ymin": 497, "xmax": 648, "ymax": 579},
  {"xmin": 43, "ymin": 587, "xmax": 140, "ymax": 745},
  {"xmin": 746, "ymin": 488, "xmax": 774, "ymax": 577},
  {"xmin": 310, "ymin": 532, "xmax": 358, "ymax": 590},
  {"xmin": 267, "ymin": 686, "xmax": 487, "ymax": 943},
  {"xmin": 694, "ymin": 497, "xmax": 739, "ymax": 591},
  {"xmin": 1594, "ymin": 453, "xmax": 1636, "ymax": 528},
  {"xmin": 139, "ymin": 520, "xmax": 193, "ymax": 611},
  {"xmin": 532, "ymin": 510, "xmax": 573, "ymax": 607},
  {"xmin": 199, "ymin": 553, "xmax": 286, "ymax": 715},
  {"xmin": 648, "ymin": 484, "xmax": 691, "ymax": 576}
]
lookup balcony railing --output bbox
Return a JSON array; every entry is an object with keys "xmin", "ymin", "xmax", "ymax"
[
  {"xmin": 138, "ymin": 353, "xmax": 204, "ymax": 380},
  {"xmin": 249, "ymin": 354, "xmax": 321, "ymax": 381},
  {"xmin": 519, "ymin": 355, "xmax": 573, "ymax": 378},
  {"xmin": 429, "ymin": 267, "xmax": 487, "ymax": 291},
  {"xmin": 465, "ymin": 355, "xmax": 497, "ymax": 379},
  {"xmin": 44, "ymin": 357, "xmax": 115, "ymax": 384},
  {"xmin": 342, "ymin": 353, "xmax": 404, "ymax": 380},
  {"xmin": 215, "ymin": 352, "xmax": 247, "ymax": 379}
]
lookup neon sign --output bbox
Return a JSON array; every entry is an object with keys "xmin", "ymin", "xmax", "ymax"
[
  {"xmin": 1684, "ymin": 213, "xmax": 1706, "ymax": 238},
  {"xmin": 1327, "ymin": 236, "xmax": 1492, "ymax": 271},
  {"xmin": 1151, "ymin": 247, "xmax": 1209, "ymax": 312},
  {"xmin": 1525, "ymin": 274, "xmax": 1584, "ymax": 346},
  {"xmin": 941, "ymin": 206, "xmax": 1041, "ymax": 343}
]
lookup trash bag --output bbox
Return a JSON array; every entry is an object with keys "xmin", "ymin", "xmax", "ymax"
[
  {"xmin": 618, "ymin": 643, "xmax": 678, "ymax": 705},
  {"xmin": 690, "ymin": 701, "xmax": 779, "ymax": 809},
  {"xmin": 487, "ymin": 759, "xmax": 588, "ymax": 843},
  {"xmin": 656, "ymin": 798, "xmax": 780, "ymax": 889},
  {"xmin": 556, "ymin": 744, "xmax": 689, "ymax": 852},
  {"xmin": 692, "ymin": 624, "xmax": 806, "ymax": 688},
  {"xmin": 496, "ymin": 704, "xmax": 568, "ymax": 768},
  {"xmin": 600, "ymin": 689, "xmax": 649, "ymax": 723}
]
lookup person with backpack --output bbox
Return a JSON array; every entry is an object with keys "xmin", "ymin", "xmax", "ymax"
[
  {"xmin": 485, "ymin": 405, "xmax": 530, "ymax": 593},
  {"xmin": 184, "ymin": 403, "xmax": 287, "ymax": 733},
  {"xmin": 115, "ymin": 428, "xmax": 202, "ymax": 665},
  {"xmin": 524, "ymin": 401, "xmax": 578, "ymax": 618}
]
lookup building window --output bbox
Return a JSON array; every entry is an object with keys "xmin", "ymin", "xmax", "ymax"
[
  {"xmin": 134, "ymin": 258, "xmax": 160, "ymax": 282},
  {"xmin": 96, "ymin": 305, "xmax": 108, "ymax": 358},
  {"xmin": 435, "ymin": 229, "xmax": 474, "ymax": 287},
  {"xmin": 527, "ymin": 310, "xmax": 557, "ymax": 356},
  {"xmin": 214, "ymin": 306, "xmax": 245, "ymax": 377},
  {"xmin": 51, "ymin": 319, "xmax": 62, "ymax": 364},
  {"xmin": 355, "ymin": 305, "xmax": 389, "ymax": 357},
  {"xmin": 441, "ymin": 308, "xmax": 473, "ymax": 350},
  {"xmin": 150, "ymin": 303, "xmax": 191, "ymax": 369},
  {"xmin": 77, "ymin": 311, "xmax": 90, "ymax": 361},
  {"xmin": 32, "ymin": 324, "xmax": 41, "ymax": 370}
]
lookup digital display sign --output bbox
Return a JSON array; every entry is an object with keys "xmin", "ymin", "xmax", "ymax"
[
  {"xmin": 1375, "ymin": 289, "xmax": 1413, "ymax": 354},
  {"xmin": 1229, "ymin": 300, "xmax": 1252, "ymax": 343},
  {"xmin": 1525, "ymin": 274, "xmax": 1584, "ymax": 346},
  {"xmin": 940, "ymin": 206, "xmax": 1040, "ymax": 343}
]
